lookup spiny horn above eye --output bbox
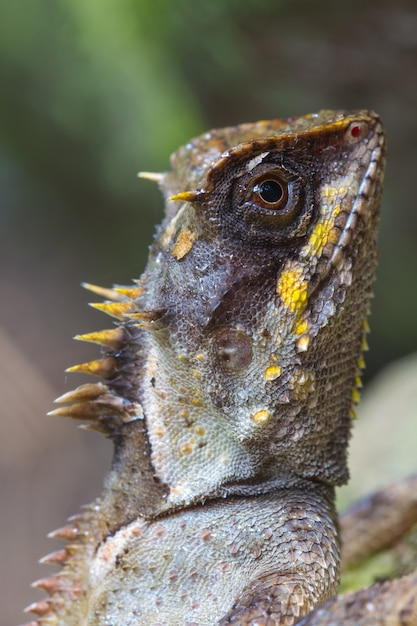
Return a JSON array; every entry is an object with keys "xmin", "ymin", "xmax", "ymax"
[
  {"xmin": 168, "ymin": 189, "xmax": 202, "ymax": 203},
  {"xmin": 137, "ymin": 171, "xmax": 164, "ymax": 183}
]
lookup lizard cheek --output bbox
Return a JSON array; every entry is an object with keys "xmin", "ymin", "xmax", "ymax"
[{"xmin": 211, "ymin": 328, "xmax": 253, "ymax": 371}]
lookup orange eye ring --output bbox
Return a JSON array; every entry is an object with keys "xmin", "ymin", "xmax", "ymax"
[
  {"xmin": 248, "ymin": 170, "xmax": 296, "ymax": 216},
  {"xmin": 251, "ymin": 175, "xmax": 288, "ymax": 210}
]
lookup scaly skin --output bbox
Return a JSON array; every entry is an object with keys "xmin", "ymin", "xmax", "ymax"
[{"xmin": 23, "ymin": 110, "xmax": 416, "ymax": 625}]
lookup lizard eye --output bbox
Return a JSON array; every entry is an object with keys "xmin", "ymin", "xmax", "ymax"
[
  {"xmin": 246, "ymin": 170, "xmax": 303, "ymax": 229},
  {"xmin": 251, "ymin": 175, "xmax": 287, "ymax": 210}
]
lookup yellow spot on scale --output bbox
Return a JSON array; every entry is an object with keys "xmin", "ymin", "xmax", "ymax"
[
  {"xmin": 306, "ymin": 222, "xmax": 331, "ymax": 257},
  {"xmin": 301, "ymin": 182, "xmax": 346, "ymax": 258},
  {"xmin": 295, "ymin": 319, "xmax": 308, "ymax": 335},
  {"xmin": 276, "ymin": 267, "xmax": 308, "ymax": 313},
  {"xmin": 252, "ymin": 409, "xmax": 270, "ymax": 424},
  {"xmin": 265, "ymin": 365, "xmax": 282, "ymax": 381},
  {"xmin": 172, "ymin": 228, "xmax": 196, "ymax": 260}
]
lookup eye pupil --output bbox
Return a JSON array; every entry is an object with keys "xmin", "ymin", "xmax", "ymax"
[{"xmin": 257, "ymin": 180, "xmax": 283, "ymax": 204}]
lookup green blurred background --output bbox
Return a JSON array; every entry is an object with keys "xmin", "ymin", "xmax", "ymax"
[{"xmin": 1, "ymin": 1, "xmax": 416, "ymax": 623}]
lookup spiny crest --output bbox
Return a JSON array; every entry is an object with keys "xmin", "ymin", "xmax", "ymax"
[
  {"xmin": 47, "ymin": 281, "xmax": 150, "ymax": 434},
  {"xmin": 26, "ymin": 282, "xmax": 150, "ymax": 622},
  {"xmin": 23, "ymin": 513, "xmax": 93, "ymax": 625}
]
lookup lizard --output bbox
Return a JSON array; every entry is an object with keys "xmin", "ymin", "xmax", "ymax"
[{"xmin": 23, "ymin": 110, "xmax": 417, "ymax": 625}]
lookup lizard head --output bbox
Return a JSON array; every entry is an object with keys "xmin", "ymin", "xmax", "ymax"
[
  {"xmin": 56, "ymin": 111, "xmax": 386, "ymax": 514},
  {"xmin": 134, "ymin": 110, "xmax": 386, "ymax": 507}
]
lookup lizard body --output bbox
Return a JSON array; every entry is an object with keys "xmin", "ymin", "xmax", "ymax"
[{"xmin": 24, "ymin": 110, "xmax": 416, "ymax": 625}]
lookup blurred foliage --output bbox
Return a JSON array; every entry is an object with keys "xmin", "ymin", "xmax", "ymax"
[
  {"xmin": 1, "ymin": 1, "xmax": 417, "ymax": 623},
  {"xmin": 341, "ymin": 525, "xmax": 417, "ymax": 594}
]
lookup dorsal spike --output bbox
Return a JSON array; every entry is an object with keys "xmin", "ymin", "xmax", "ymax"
[
  {"xmin": 48, "ymin": 401, "xmax": 113, "ymax": 422},
  {"xmin": 31, "ymin": 577, "xmax": 63, "ymax": 593},
  {"xmin": 74, "ymin": 328, "xmax": 124, "ymax": 349},
  {"xmin": 47, "ymin": 524, "xmax": 81, "ymax": 541},
  {"xmin": 24, "ymin": 601, "xmax": 51, "ymax": 617},
  {"xmin": 113, "ymin": 286, "xmax": 143, "ymax": 299},
  {"xmin": 36, "ymin": 617, "xmax": 58, "ymax": 626},
  {"xmin": 81, "ymin": 282, "xmax": 126, "ymax": 301},
  {"xmin": 78, "ymin": 422, "xmax": 114, "ymax": 434},
  {"xmin": 54, "ymin": 383, "xmax": 109, "ymax": 404},
  {"xmin": 89, "ymin": 301, "xmax": 135, "ymax": 319},
  {"xmin": 65, "ymin": 358, "xmax": 116, "ymax": 378},
  {"xmin": 128, "ymin": 309, "xmax": 163, "ymax": 320},
  {"xmin": 39, "ymin": 549, "xmax": 69, "ymax": 565}
]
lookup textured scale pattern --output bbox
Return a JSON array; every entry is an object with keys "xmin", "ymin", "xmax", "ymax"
[{"xmin": 23, "ymin": 110, "xmax": 417, "ymax": 625}]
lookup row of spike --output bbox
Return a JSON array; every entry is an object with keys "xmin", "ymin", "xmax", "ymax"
[
  {"xmin": 57, "ymin": 282, "xmax": 164, "ymax": 384},
  {"xmin": 21, "ymin": 283, "xmax": 147, "ymax": 623},
  {"xmin": 21, "ymin": 515, "xmax": 87, "ymax": 625},
  {"xmin": 47, "ymin": 282, "xmax": 150, "ymax": 432},
  {"xmin": 48, "ymin": 381, "xmax": 143, "ymax": 433}
]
